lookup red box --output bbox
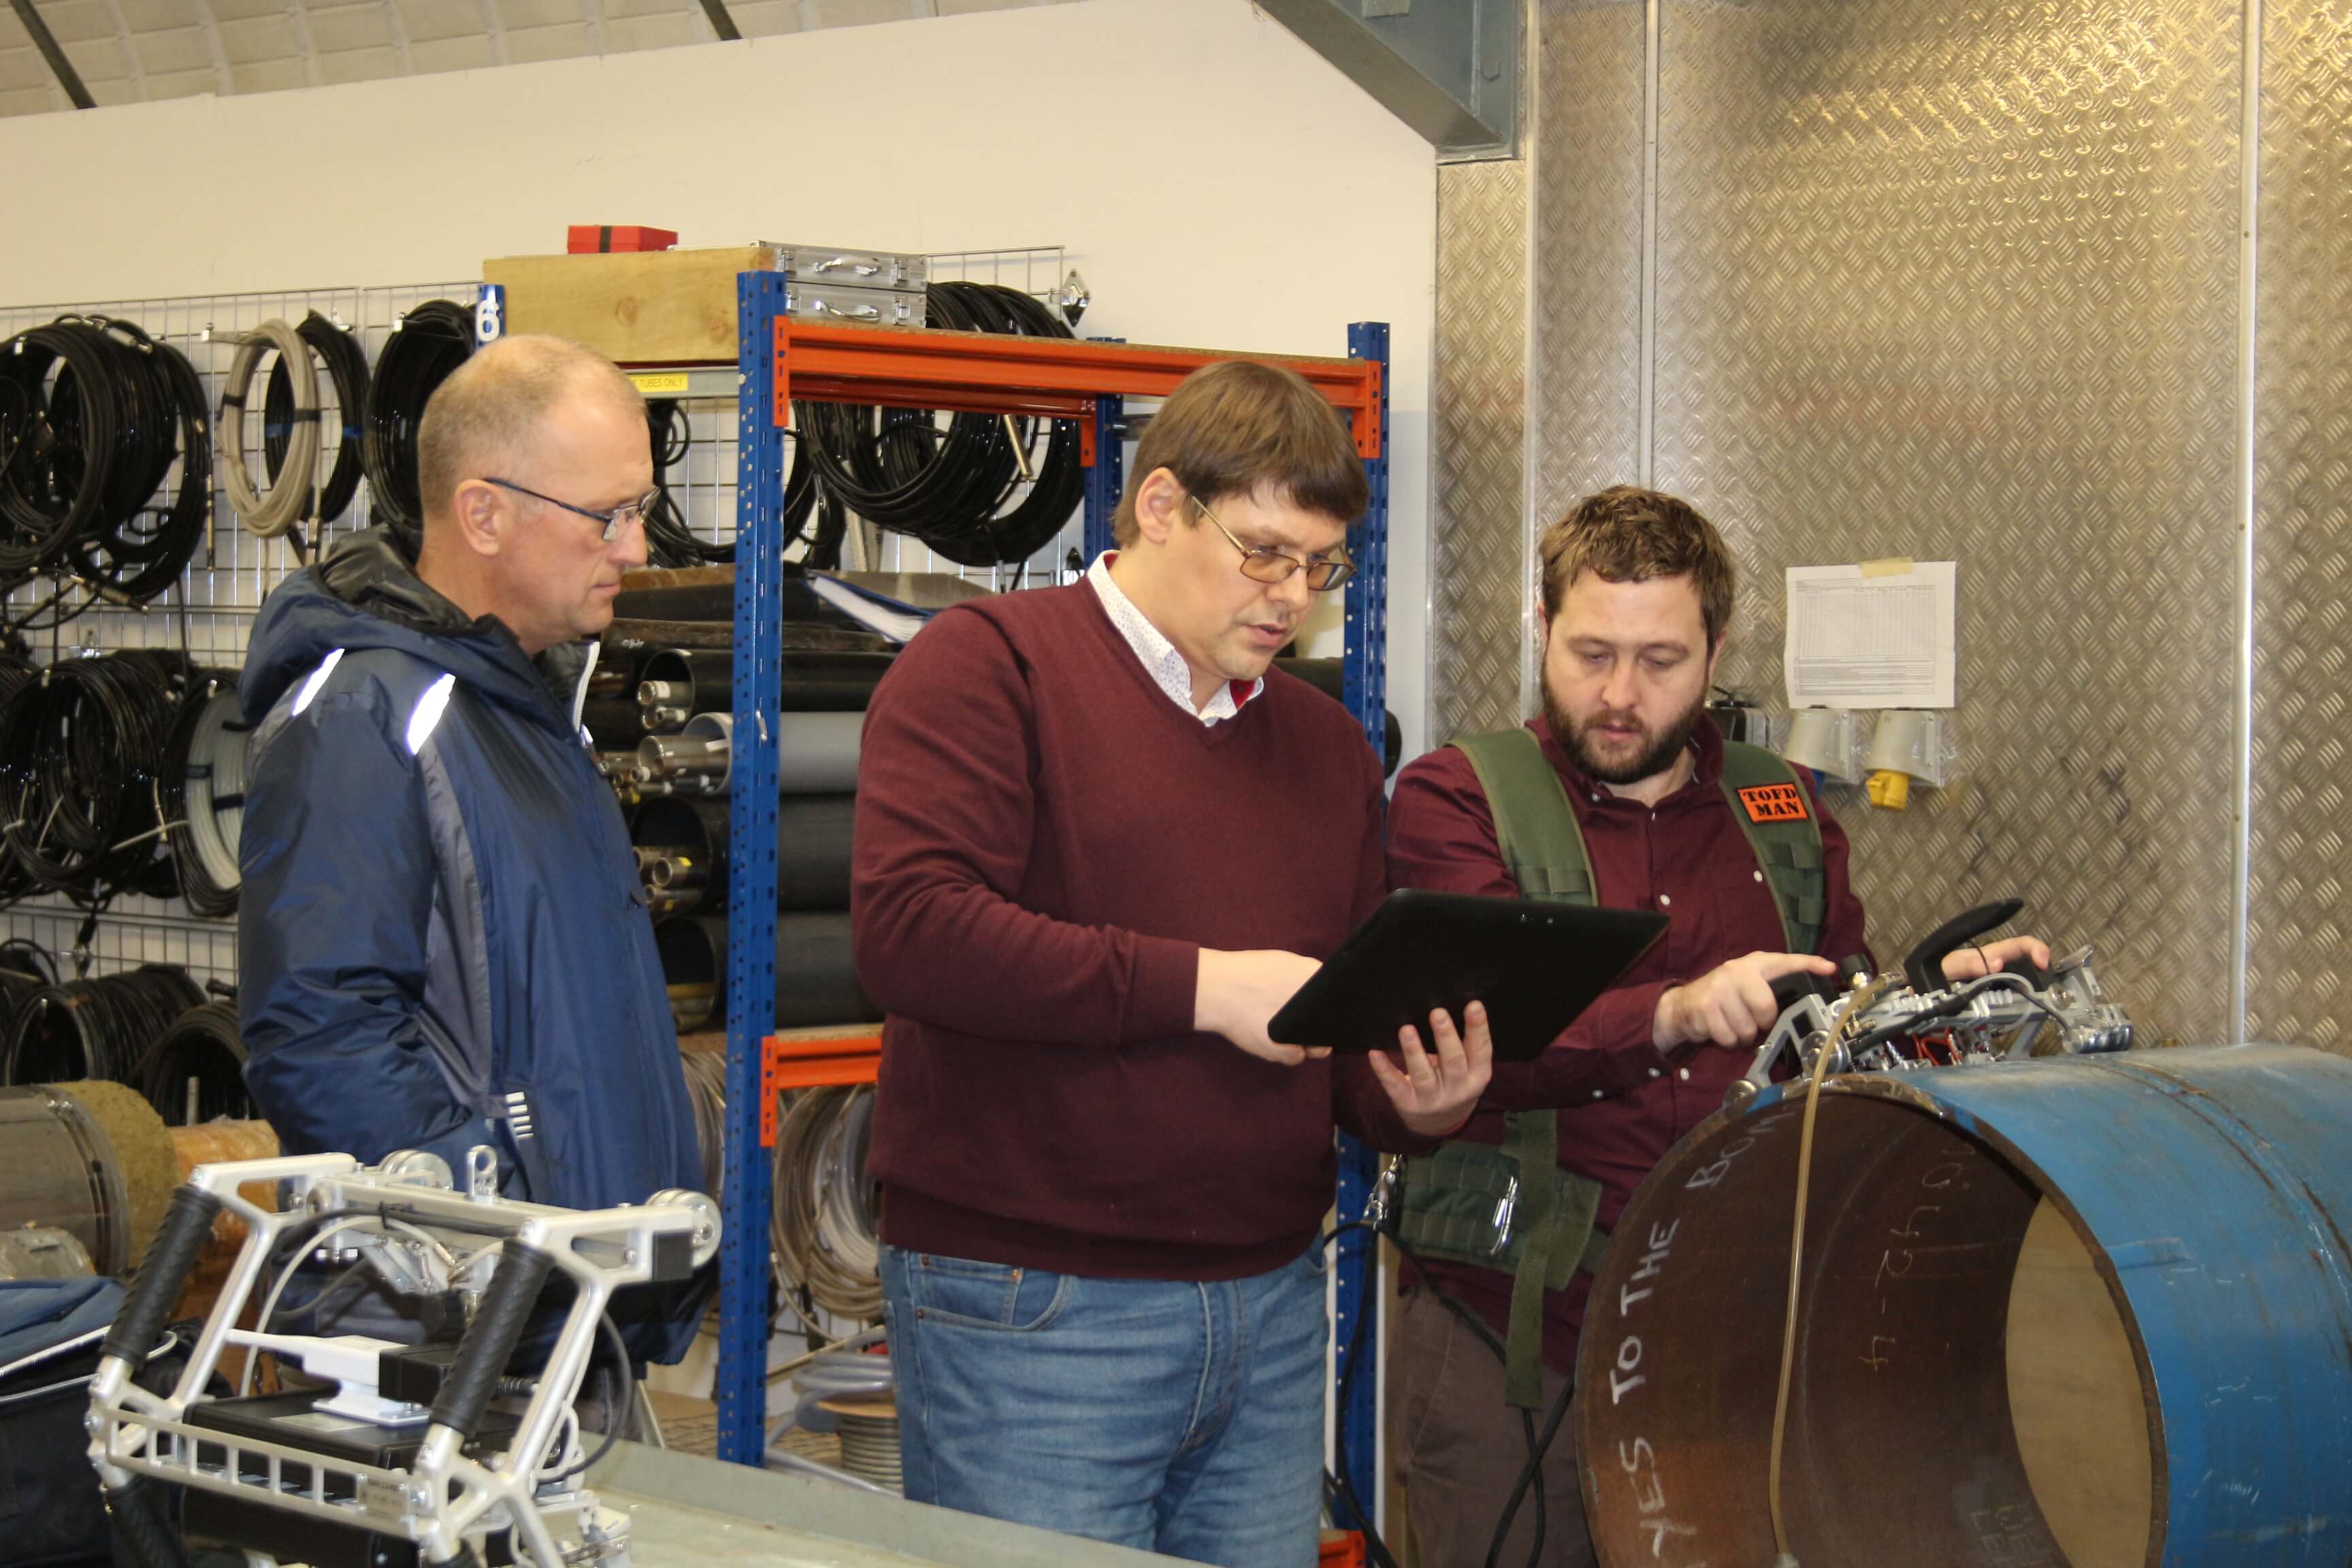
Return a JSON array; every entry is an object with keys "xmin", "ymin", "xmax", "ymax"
[{"xmin": 566, "ymin": 225, "xmax": 679, "ymax": 255}]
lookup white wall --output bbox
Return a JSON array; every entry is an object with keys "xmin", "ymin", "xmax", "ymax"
[{"xmin": 0, "ymin": 0, "xmax": 1438, "ymax": 755}]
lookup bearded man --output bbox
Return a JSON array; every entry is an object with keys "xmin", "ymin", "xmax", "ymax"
[{"xmin": 1379, "ymin": 486, "xmax": 2044, "ymax": 1565}]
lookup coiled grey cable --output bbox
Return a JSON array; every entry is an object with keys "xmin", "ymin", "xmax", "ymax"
[
  {"xmin": 218, "ymin": 318, "xmax": 318, "ymax": 540},
  {"xmin": 770, "ymin": 1086, "xmax": 883, "ymax": 1321}
]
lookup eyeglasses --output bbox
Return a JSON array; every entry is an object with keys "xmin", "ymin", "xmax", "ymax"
[
  {"xmin": 485, "ymin": 477, "xmax": 658, "ymax": 543},
  {"xmin": 1192, "ymin": 497, "xmax": 1356, "ymax": 592}
]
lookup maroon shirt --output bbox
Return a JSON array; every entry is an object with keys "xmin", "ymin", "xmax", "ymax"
[
  {"xmin": 853, "ymin": 582, "xmax": 1430, "ymax": 1281},
  {"xmin": 1385, "ymin": 713, "xmax": 1869, "ymax": 1371}
]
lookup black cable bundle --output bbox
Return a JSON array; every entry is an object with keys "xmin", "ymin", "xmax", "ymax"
[
  {"xmin": 138, "ymin": 998, "xmax": 251, "ymax": 1124},
  {"xmin": 265, "ymin": 310, "xmax": 373, "ymax": 527},
  {"xmin": 0, "ymin": 937, "xmax": 54, "ymax": 1042},
  {"xmin": 0, "ymin": 316, "xmax": 210, "ymax": 611},
  {"xmin": 640, "ymin": 399, "xmax": 830, "ymax": 569},
  {"xmin": 795, "ymin": 282, "xmax": 1083, "ymax": 568},
  {"xmin": 0, "ymin": 652, "xmax": 36, "ymax": 906},
  {"xmin": 1, "ymin": 963, "xmax": 203, "ymax": 1088},
  {"xmin": 0, "ymin": 650, "xmax": 195, "ymax": 902},
  {"xmin": 362, "ymin": 300, "xmax": 473, "ymax": 557},
  {"xmin": 642, "ymin": 399, "xmax": 730, "ymax": 568}
]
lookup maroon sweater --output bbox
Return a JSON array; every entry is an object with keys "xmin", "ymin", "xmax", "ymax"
[
  {"xmin": 1386, "ymin": 715, "xmax": 1870, "ymax": 1371},
  {"xmin": 853, "ymin": 583, "xmax": 1426, "ymax": 1281}
]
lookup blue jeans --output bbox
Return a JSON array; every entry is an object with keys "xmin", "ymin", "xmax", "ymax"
[{"xmin": 880, "ymin": 1243, "xmax": 1330, "ymax": 1567}]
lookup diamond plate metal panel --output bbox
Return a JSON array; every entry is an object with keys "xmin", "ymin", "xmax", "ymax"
[
  {"xmin": 1652, "ymin": 0, "xmax": 2245, "ymax": 1043},
  {"xmin": 1530, "ymin": 0, "xmax": 1647, "ymax": 538},
  {"xmin": 2248, "ymin": 1, "xmax": 2352, "ymax": 1054},
  {"xmin": 1433, "ymin": 157, "xmax": 1531, "ymax": 743}
]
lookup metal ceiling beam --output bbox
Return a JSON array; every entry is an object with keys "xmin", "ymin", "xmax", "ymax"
[
  {"xmin": 10, "ymin": 0, "xmax": 96, "ymax": 108},
  {"xmin": 381, "ymin": 0, "xmax": 412, "ymax": 74},
  {"xmin": 96, "ymin": 0, "xmax": 146, "ymax": 99},
  {"xmin": 186, "ymin": 0, "xmax": 234, "ymax": 97},
  {"xmin": 475, "ymin": 0, "xmax": 506, "ymax": 65},
  {"xmin": 693, "ymin": 0, "xmax": 738, "ymax": 40},
  {"xmin": 282, "ymin": 0, "xmax": 321, "ymax": 85},
  {"xmin": 1254, "ymin": 0, "xmax": 1518, "ymax": 158}
]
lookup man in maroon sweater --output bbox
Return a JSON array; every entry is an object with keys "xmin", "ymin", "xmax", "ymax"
[
  {"xmin": 852, "ymin": 360, "xmax": 1490, "ymax": 1567},
  {"xmin": 1384, "ymin": 487, "xmax": 2045, "ymax": 1567}
]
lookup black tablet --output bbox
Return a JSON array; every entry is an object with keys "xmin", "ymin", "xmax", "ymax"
[{"xmin": 1269, "ymin": 889, "xmax": 1669, "ymax": 1063}]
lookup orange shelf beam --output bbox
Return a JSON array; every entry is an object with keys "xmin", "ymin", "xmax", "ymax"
[
  {"xmin": 759, "ymin": 1031, "xmax": 882, "ymax": 1143},
  {"xmin": 767, "ymin": 321, "xmax": 1384, "ymax": 460}
]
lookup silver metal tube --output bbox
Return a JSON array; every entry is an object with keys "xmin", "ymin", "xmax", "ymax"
[{"xmin": 2227, "ymin": 0, "xmax": 2263, "ymax": 1041}]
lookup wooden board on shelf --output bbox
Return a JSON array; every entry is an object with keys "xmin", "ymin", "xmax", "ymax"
[{"xmin": 483, "ymin": 245, "xmax": 777, "ymax": 365}]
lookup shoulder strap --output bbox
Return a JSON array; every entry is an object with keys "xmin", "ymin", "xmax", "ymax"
[
  {"xmin": 1437, "ymin": 728, "xmax": 1601, "ymax": 1406},
  {"xmin": 1716, "ymin": 740, "xmax": 1827, "ymax": 953},
  {"xmin": 1448, "ymin": 728, "xmax": 1596, "ymax": 909}
]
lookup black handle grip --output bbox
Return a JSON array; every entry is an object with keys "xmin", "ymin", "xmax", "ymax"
[
  {"xmin": 2004, "ymin": 956, "xmax": 2052, "ymax": 992},
  {"xmin": 428, "ymin": 1241, "xmax": 552, "ymax": 1441},
  {"xmin": 103, "ymin": 1186, "xmax": 223, "ymax": 1368},
  {"xmin": 1768, "ymin": 970, "xmax": 1836, "ymax": 1013},
  {"xmin": 1901, "ymin": 898, "xmax": 2026, "ymax": 994}
]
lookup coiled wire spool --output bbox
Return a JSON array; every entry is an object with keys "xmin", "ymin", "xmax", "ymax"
[
  {"xmin": 795, "ymin": 282, "xmax": 1082, "ymax": 568},
  {"xmin": 770, "ymin": 1085, "xmax": 882, "ymax": 1322},
  {"xmin": 819, "ymin": 1397, "xmax": 903, "ymax": 1493},
  {"xmin": 137, "ymin": 1000, "xmax": 250, "ymax": 1126},
  {"xmin": 1, "ymin": 965, "xmax": 203, "ymax": 1090},
  {"xmin": 361, "ymin": 300, "xmax": 474, "ymax": 557},
  {"xmin": 216, "ymin": 317, "xmax": 318, "ymax": 541},
  {"xmin": 0, "ymin": 938, "xmax": 54, "ymax": 1039},
  {"xmin": 162, "ymin": 674, "xmax": 246, "ymax": 917},
  {"xmin": 0, "ymin": 651, "xmax": 197, "ymax": 902},
  {"xmin": 678, "ymin": 1041, "xmax": 726, "ymax": 1199},
  {"xmin": 0, "ymin": 317, "xmax": 211, "ymax": 609},
  {"xmin": 264, "ymin": 310, "xmax": 371, "ymax": 527}
]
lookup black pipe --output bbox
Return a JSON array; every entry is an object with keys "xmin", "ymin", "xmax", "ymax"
[{"xmin": 653, "ymin": 914, "xmax": 874, "ymax": 1034}]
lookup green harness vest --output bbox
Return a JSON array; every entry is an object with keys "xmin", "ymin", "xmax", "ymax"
[{"xmin": 1391, "ymin": 726, "xmax": 1825, "ymax": 1407}]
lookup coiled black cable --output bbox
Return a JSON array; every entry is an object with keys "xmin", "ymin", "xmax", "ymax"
[
  {"xmin": 0, "ymin": 937, "xmax": 53, "ymax": 1043},
  {"xmin": 640, "ymin": 399, "xmax": 825, "ymax": 569},
  {"xmin": 362, "ymin": 300, "xmax": 473, "ymax": 558},
  {"xmin": 265, "ymin": 310, "xmax": 374, "ymax": 529},
  {"xmin": 137, "ymin": 998, "xmax": 251, "ymax": 1124},
  {"xmin": 0, "ymin": 653, "xmax": 36, "ymax": 906},
  {"xmin": 1, "ymin": 963, "xmax": 203, "ymax": 1088},
  {"xmin": 794, "ymin": 282, "xmax": 1082, "ymax": 567},
  {"xmin": 0, "ymin": 651, "xmax": 195, "ymax": 903},
  {"xmin": 0, "ymin": 316, "xmax": 210, "ymax": 606}
]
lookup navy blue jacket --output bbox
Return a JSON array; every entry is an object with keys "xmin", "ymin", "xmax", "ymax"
[{"xmin": 238, "ymin": 531, "xmax": 701, "ymax": 1228}]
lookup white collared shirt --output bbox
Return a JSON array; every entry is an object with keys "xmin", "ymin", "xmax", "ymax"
[{"xmin": 1086, "ymin": 552, "xmax": 1263, "ymax": 726}]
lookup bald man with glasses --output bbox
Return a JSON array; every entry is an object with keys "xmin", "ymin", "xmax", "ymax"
[{"xmin": 238, "ymin": 338, "xmax": 705, "ymax": 1367}]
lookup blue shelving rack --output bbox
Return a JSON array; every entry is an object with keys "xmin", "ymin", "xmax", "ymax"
[{"xmin": 717, "ymin": 278, "xmax": 1394, "ymax": 1509}]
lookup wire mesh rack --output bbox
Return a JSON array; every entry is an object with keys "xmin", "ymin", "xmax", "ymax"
[
  {"xmin": 649, "ymin": 245, "xmax": 1090, "ymax": 588},
  {"xmin": 0, "ymin": 280, "xmax": 481, "ymax": 984},
  {"xmin": 0, "ymin": 251, "xmax": 1088, "ymax": 985}
]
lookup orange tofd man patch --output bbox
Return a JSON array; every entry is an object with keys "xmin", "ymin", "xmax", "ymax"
[{"xmin": 1737, "ymin": 782, "xmax": 1810, "ymax": 824}]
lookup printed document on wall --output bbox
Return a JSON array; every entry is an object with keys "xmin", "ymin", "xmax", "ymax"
[{"xmin": 1784, "ymin": 561, "xmax": 1956, "ymax": 709}]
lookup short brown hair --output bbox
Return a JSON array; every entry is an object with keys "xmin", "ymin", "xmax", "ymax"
[
  {"xmin": 417, "ymin": 335, "xmax": 644, "ymax": 530},
  {"xmin": 1539, "ymin": 486, "xmax": 1735, "ymax": 648},
  {"xmin": 1113, "ymin": 360, "xmax": 1368, "ymax": 546}
]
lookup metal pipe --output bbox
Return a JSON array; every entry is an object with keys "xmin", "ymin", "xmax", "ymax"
[
  {"xmin": 7, "ymin": 0, "xmax": 95, "ymax": 109},
  {"xmin": 2227, "ymin": 0, "xmax": 2263, "ymax": 1042}
]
